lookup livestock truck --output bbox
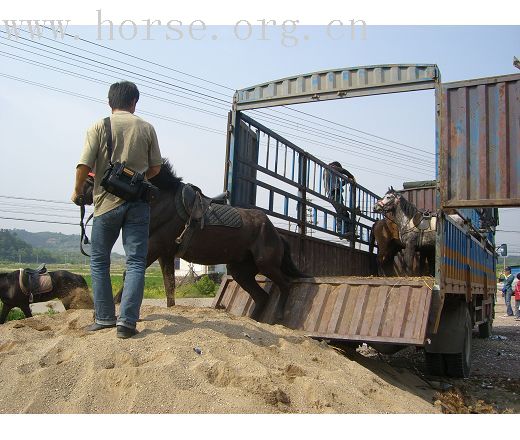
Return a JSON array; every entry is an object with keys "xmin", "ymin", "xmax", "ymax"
[{"xmin": 213, "ymin": 64, "xmax": 519, "ymax": 378}]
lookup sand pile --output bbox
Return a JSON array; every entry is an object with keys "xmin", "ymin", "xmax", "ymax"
[{"xmin": 0, "ymin": 305, "xmax": 438, "ymax": 413}]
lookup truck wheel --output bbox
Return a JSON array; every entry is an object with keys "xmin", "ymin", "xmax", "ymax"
[
  {"xmin": 444, "ymin": 307, "xmax": 472, "ymax": 378},
  {"xmin": 425, "ymin": 352, "xmax": 445, "ymax": 376},
  {"xmin": 478, "ymin": 320, "xmax": 492, "ymax": 339}
]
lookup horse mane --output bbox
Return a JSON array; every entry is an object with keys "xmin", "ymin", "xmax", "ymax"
[
  {"xmin": 150, "ymin": 158, "xmax": 183, "ymax": 192},
  {"xmin": 397, "ymin": 192, "xmax": 418, "ymax": 218}
]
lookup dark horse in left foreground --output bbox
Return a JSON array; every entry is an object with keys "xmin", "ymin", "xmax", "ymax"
[
  {"xmin": 0, "ymin": 268, "xmax": 93, "ymax": 324},
  {"xmin": 86, "ymin": 159, "xmax": 306, "ymax": 320}
]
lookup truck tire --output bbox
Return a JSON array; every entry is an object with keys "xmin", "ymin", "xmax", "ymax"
[
  {"xmin": 425, "ymin": 352, "xmax": 445, "ymax": 376},
  {"xmin": 444, "ymin": 307, "xmax": 472, "ymax": 378},
  {"xmin": 478, "ymin": 320, "xmax": 492, "ymax": 339}
]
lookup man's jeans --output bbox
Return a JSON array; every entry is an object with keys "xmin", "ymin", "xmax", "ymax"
[
  {"xmin": 91, "ymin": 201, "xmax": 150, "ymax": 329},
  {"xmin": 504, "ymin": 290, "xmax": 514, "ymax": 316}
]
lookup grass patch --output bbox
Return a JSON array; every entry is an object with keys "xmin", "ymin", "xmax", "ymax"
[{"xmin": 0, "ymin": 306, "xmax": 26, "ymax": 322}]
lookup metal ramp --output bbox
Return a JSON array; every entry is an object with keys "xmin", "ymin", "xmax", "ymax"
[{"xmin": 213, "ymin": 276, "xmax": 434, "ymax": 346}]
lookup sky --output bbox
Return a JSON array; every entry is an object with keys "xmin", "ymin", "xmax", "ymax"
[{"xmin": 0, "ymin": 24, "xmax": 518, "ymax": 255}]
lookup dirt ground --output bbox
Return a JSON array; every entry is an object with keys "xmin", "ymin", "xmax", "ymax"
[
  {"xmin": 0, "ymin": 301, "xmax": 439, "ymax": 414},
  {"xmin": 2, "ymin": 297, "xmax": 516, "ymax": 414},
  {"xmin": 356, "ymin": 301, "xmax": 520, "ymax": 413}
]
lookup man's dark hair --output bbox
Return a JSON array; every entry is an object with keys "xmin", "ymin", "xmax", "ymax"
[{"xmin": 108, "ymin": 81, "xmax": 140, "ymax": 110}]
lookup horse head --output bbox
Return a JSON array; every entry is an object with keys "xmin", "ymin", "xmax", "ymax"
[{"xmin": 374, "ymin": 187, "xmax": 401, "ymax": 213}]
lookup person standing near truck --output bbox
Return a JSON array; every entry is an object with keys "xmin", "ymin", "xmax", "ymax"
[
  {"xmin": 503, "ymin": 266, "xmax": 515, "ymax": 317},
  {"xmin": 323, "ymin": 161, "xmax": 356, "ymax": 238},
  {"xmin": 71, "ymin": 81, "xmax": 162, "ymax": 339},
  {"xmin": 514, "ymin": 273, "xmax": 520, "ymax": 320}
]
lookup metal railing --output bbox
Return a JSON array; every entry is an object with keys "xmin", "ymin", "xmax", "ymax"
[{"xmin": 227, "ymin": 111, "xmax": 383, "ymax": 247}]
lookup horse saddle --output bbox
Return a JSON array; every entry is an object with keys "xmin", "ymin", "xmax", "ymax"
[
  {"xmin": 19, "ymin": 264, "xmax": 53, "ymax": 303},
  {"xmin": 180, "ymin": 184, "xmax": 229, "ymax": 225},
  {"xmin": 176, "ymin": 184, "xmax": 241, "ymax": 229},
  {"xmin": 412, "ymin": 211, "xmax": 435, "ymax": 231}
]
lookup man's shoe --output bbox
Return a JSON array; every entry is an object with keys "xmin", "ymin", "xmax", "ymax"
[
  {"xmin": 116, "ymin": 325, "xmax": 139, "ymax": 339},
  {"xmin": 85, "ymin": 322, "xmax": 116, "ymax": 332}
]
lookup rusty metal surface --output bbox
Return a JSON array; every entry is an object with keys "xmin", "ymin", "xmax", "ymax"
[
  {"xmin": 440, "ymin": 73, "xmax": 520, "ymax": 208},
  {"xmin": 440, "ymin": 214, "xmax": 496, "ymax": 298},
  {"xmin": 213, "ymin": 276, "xmax": 433, "ymax": 346},
  {"xmin": 279, "ymin": 229, "xmax": 373, "ymax": 276},
  {"xmin": 399, "ymin": 185, "xmax": 437, "ymax": 212},
  {"xmin": 234, "ymin": 64, "xmax": 439, "ymax": 110}
]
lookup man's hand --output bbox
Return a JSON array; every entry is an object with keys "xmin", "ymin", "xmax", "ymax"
[
  {"xmin": 72, "ymin": 164, "xmax": 92, "ymax": 205},
  {"xmin": 71, "ymin": 191, "xmax": 84, "ymax": 206}
]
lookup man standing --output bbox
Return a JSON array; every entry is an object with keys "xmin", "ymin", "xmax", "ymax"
[
  {"xmin": 503, "ymin": 266, "xmax": 515, "ymax": 317},
  {"xmin": 71, "ymin": 81, "xmax": 162, "ymax": 339},
  {"xmin": 323, "ymin": 161, "xmax": 356, "ymax": 238}
]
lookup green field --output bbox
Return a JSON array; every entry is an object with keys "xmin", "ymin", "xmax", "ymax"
[{"xmin": 0, "ymin": 262, "xmax": 218, "ymax": 322}]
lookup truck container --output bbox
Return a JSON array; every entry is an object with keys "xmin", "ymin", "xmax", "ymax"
[{"xmin": 214, "ymin": 65, "xmax": 519, "ymax": 377}]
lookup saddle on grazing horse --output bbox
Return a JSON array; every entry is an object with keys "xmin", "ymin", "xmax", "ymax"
[{"xmin": 19, "ymin": 263, "xmax": 53, "ymax": 303}]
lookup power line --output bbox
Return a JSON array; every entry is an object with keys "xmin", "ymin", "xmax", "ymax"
[
  {"xmin": 1, "ymin": 28, "xmax": 435, "ymax": 165},
  {"xmin": 0, "ymin": 73, "xmax": 226, "ymax": 135},
  {"xmin": 0, "ymin": 209, "xmax": 79, "ymax": 220},
  {"xmin": 0, "ymin": 30, "xmax": 231, "ymax": 105},
  {"xmin": 282, "ymin": 107, "xmax": 434, "ymax": 155},
  {"xmin": 39, "ymin": 24, "xmax": 235, "ymax": 92},
  {"xmin": 0, "ymin": 194, "xmax": 72, "ymax": 205},
  {"xmin": 0, "ymin": 41, "xmax": 231, "ymax": 113},
  {"xmin": 248, "ymin": 110, "xmax": 434, "ymax": 168},
  {"xmin": 41, "ymin": 24, "xmax": 432, "ymax": 157},
  {"xmin": 0, "ymin": 216, "xmax": 87, "ymax": 226},
  {"xmin": 0, "ymin": 68, "xmax": 429, "ymax": 175}
]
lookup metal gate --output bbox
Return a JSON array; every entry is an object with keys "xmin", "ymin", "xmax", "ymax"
[
  {"xmin": 439, "ymin": 73, "xmax": 520, "ymax": 208},
  {"xmin": 225, "ymin": 112, "xmax": 383, "ymax": 245}
]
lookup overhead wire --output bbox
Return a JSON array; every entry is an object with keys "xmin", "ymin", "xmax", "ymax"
[
  {"xmin": 0, "ymin": 73, "xmax": 226, "ymax": 135},
  {"xmin": 248, "ymin": 110, "xmax": 434, "ymax": 169},
  {"xmin": 0, "ymin": 65, "xmax": 430, "ymax": 174},
  {"xmin": 38, "ymin": 24, "xmax": 235, "ymax": 92},
  {"xmin": 1, "ymin": 28, "xmax": 435, "ymax": 166},
  {"xmin": 0, "ymin": 37, "xmax": 231, "ymax": 112}
]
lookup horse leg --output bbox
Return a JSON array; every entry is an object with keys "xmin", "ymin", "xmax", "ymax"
[
  {"xmin": 20, "ymin": 303, "xmax": 32, "ymax": 319},
  {"xmin": 227, "ymin": 261, "xmax": 269, "ymax": 321},
  {"xmin": 159, "ymin": 255, "xmax": 176, "ymax": 307},
  {"xmin": 403, "ymin": 244, "xmax": 416, "ymax": 276},
  {"xmin": 0, "ymin": 303, "xmax": 13, "ymax": 324},
  {"xmin": 256, "ymin": 264, "xmax": 291, "ymax": 323}
]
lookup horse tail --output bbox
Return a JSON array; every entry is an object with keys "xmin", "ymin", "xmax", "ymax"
[{"xmin": 280, "ymin": 236, "xmax": 309, "ymax": 279}]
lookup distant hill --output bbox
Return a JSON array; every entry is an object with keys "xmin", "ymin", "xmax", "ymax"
[
  {"xmin": 1, "ymin": 229, "xmax": 125, "ymax": 264},
  {"xmin": 12, "ymin": 229, "xmax": 80, "ymax": 252}
]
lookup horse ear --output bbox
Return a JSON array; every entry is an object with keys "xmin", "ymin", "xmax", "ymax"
[{"xmin": 390, "ymin": 185, "xmax": 394, "ymax": 192}]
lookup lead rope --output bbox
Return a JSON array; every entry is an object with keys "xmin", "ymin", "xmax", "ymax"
[{"xmin": 79, "ymin": 200, "xmax": 93, "ymax": 257}]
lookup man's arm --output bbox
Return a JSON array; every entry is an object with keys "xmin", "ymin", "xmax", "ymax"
[
  {"xmin": 339, "ymin": 166, "xmax": 356, "ymax": 182},
  {"xmin": 71, "ymin": 164, "xmax": 92, "ymax": 204},
  {"xmin": 146, "ymin": 164, "xmax": 161, "ymax": 180}
]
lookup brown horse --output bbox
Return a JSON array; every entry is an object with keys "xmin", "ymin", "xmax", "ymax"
[
  {"xmin": 0, "ymin": 269, "xmax": 93, "ymax": 323},
  {"xmin": 85, "ymin": 159, "xmax": 306, "ymax": 320},
  {"xmin": 368, "ymin": 216, "xmax": 405, "ymax": 276}
]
